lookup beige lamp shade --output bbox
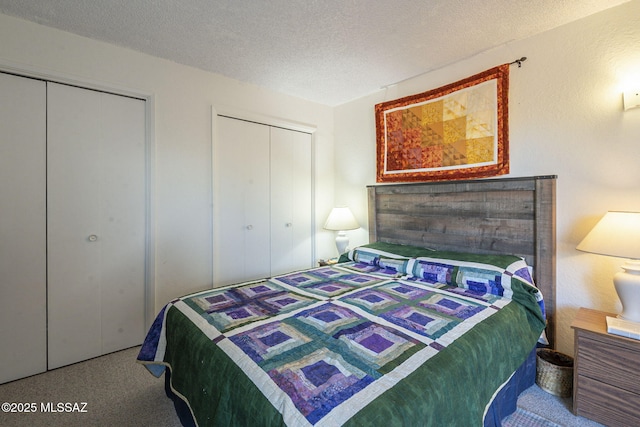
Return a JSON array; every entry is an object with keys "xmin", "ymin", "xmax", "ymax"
[
  {"xmin": 576, "ymin": 211, "xmax": 640, "ymax": 260},
  {"xmin": 323, "ymin": 207, "xmax": 359, "ymax": 231},
  {"xmin": 577, "ymin": 211, "xmax": 640, "ymax": 322}
]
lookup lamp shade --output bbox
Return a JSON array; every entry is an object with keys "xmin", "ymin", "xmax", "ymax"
[
  {"xmin": 577, "ymin": 211, "xmax": 640, "ymax": 322},
  {"xmin": 323, "ymin": 207, "xmax": 359, "ymax": 231},
  {"xmin": 576, "ymin": 211, "xmax": 640, "ymax": 260}
]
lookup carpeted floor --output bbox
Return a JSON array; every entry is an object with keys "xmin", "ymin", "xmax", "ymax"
[
  {"xmin": 502, "ymin": 408, "xmax": 562, "ymax": 427},
  {"xmin": 510, "ymin": 384, "xmax": 604, "ymax": 427},
  {"xmin": 0, "ymin": 346, "xmax": 181, "ymax": 427},
  {"xmin": 0, "ymin": 346, "xmax": 605, "ymax": 426}
]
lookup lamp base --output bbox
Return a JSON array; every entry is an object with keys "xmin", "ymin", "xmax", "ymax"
[
  {"xmin": 614, "ymin": 260, "xmax": 640, "ymax": 323},
  {"xmin": 335, "ymin": 231, "xmax": 349, "ymax": 255}
]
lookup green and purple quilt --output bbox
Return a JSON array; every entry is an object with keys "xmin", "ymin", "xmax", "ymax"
[{"xmin": 138, "ymin": 244, "xmax": 545, "ymax": 426}]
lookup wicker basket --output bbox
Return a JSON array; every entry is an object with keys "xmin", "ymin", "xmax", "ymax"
[{"xmin": 536, "ymin": 348, "xmax": 574, "ymax": 397}]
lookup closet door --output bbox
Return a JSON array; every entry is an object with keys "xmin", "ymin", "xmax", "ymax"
[
  {"xmin": 47, "ymin": 83, "xmax": 146, "ymax": 369},
  {"xmin": 0, "ymin": 73, "xmax": 47, "ymax": 383},
  {"xmin": 270, "ymin": 127, "xmax": 312, "ymax": 276},
  {"xmin": 214, "ymin": 116, "xmax": 270, "ymax": 286}
]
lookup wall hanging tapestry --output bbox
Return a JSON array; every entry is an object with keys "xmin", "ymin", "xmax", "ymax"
[{"xmin": 375, "ymin": 64, "xmax": 509, "ymax": 182}]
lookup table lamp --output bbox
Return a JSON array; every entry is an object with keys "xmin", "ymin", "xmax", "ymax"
[
  {"xmin": 576, "ymin": 211, "xmax": 640, "ymax": 322},
  {"xmin": 324, "ymin": 207, "xmax": 359, "ymax": 255}
]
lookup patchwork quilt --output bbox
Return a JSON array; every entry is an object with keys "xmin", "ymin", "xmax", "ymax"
[{"xmin": 138, "ymin": 245, "xmax": 545, "ymax": 427}]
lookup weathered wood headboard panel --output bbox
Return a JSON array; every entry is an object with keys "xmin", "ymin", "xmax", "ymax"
[{"xmin": 367, "ymin": 175, "xmax": 557, "ymax": 347}]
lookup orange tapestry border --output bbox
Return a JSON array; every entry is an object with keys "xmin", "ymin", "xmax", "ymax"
[{"xmin": 375, "ymin": 64, "xmax": 509, "ymax": 183}]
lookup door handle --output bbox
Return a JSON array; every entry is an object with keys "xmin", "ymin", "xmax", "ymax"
[{"xmin": 88, "ymin": 235, "xmax": 98, "ymax": 242}]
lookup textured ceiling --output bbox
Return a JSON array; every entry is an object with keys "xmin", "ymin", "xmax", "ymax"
[{"xmin": 0, "ymin": 0, "xmax": 630, "ymax": 106}]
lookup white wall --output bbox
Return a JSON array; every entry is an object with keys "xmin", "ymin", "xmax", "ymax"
[
  {"xmin": 334, "ymin": 0, "xmax": 640, "ymax": 356},
  {"xmin": 0, "ymin": 13, "xmax": 337, "ymax": 316}
]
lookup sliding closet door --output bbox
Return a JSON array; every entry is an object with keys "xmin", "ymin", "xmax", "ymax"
[
  {"xmin": 47, "ymin": 83, "xmax": 146, "ymax": 369},
  {"xmin": 270, "ymin": 127, "xmax": 312, "ymax": 276},
  {"xmin": 214, "ymin": 116, "xmax": 270, "ymax": 286},
  {"xmin": 0, "ymin": 73, "xmax": 47, "ymax": 383}
]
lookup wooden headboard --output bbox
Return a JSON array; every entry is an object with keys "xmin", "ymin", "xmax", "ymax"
[{"xmin": 367, "ymin": 175, "xmax": 557, "ymax": 347}]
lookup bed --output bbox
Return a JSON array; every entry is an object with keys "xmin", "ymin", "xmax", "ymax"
[{"xmin": 137, "ymin": 175, "xmax": 556, "ymax": 427}]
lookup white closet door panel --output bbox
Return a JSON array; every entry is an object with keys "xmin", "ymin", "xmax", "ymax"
[
  {"xmin": 289, "ymin": 131, "xmax": 312, "ymax": 269},
  {"xmin": 269, "ymin": 130, "xmax": 293, "ymax": 276},
  {"xmin": 97, "ymin": 92, "xmax": 146, "ymax": 354},
  {"xmin": 270, "ymin": 127, "xmax": 312, "ymax": 276},
  {"xmin": 0, "ymin": 73, "xmax": 47, "ymax": 383},
  {"xmin": 215, "ymin": 117, "xmax": 270, "ymax": 285},
  {"xmin": 48, "ymin": 84, "xmax": 103, "ymax": 368},
  {"xmin": 47, "ymin": 83, "xmax": 145, "ymax": 368}
]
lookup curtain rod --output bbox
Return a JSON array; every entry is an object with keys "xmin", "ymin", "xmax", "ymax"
[
  {"xmin": 381, "ymin": 56, "xmax": 528, "ymax": 89},
  {"xmin": 509, "ymin": 57, "xmax": 527, "ymax": 67}
]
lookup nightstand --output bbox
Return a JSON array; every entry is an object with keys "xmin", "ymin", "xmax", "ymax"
[
  {"xmin": 318, "ymin": 258, "xmax": 338, "ymax": 267},
  {"xmin": 572, "ymin": 307, "xmax": 640, "ymax": 426}
]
